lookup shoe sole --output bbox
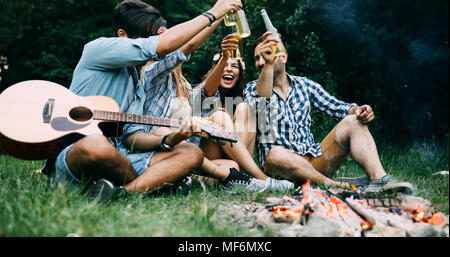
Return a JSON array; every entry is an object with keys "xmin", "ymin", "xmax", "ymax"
[
  {"xmin": 365, "ymin": 182, "xmax": 415, "ymax": 195},
  {"xmin": 335, "ymin": 176, "xmax": 370, "ymax": 188}
]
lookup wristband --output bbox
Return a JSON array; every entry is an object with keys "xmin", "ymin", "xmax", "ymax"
[
  {"xmin": 202, "ymin": 13, "xmax": 213, "ymax": 27},
  {"xmin": 159, "ymin": 134, "xmax": 174, "ymax": 151},
  {"xmin": 204, "ymin": 12, "xmax": 217, "ymax": 23}
]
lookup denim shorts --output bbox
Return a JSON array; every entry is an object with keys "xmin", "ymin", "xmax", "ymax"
[
  {"xmin": 55, "ymin": 140, "xmax": 155, "ymax": 186},
  {"xmin": 55, "ymin": 143, "xmax": 82, "ymax": 186}
]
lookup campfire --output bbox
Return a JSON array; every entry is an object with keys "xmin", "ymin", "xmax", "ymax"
[{"xmin": 257, "ymin": 180, "xmax": 449, "ymax": 237}]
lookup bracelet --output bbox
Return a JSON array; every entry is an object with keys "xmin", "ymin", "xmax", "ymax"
[
  {"xmin": 202, "ymin": 13, "xmax": 213, "ymax": 27},
  {"xmin": 204, "ymin": 12, "xmax": 217, "ymax": 23}
]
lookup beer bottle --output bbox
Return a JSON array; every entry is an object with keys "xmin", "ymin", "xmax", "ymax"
[
  {"xmin": 234, "ymin": 8, "xmax": 251, "ymax": 38},
  {"xmin": 230, "ymin": 26, "xmax": 243, "ymax": 59},
  {"xmin": 224, "ymin": 13, "xmax": 236, "ymax": 26},
  {"xmin": 260, "ymin": 9, "xmax": 286, "ymax": 55}
]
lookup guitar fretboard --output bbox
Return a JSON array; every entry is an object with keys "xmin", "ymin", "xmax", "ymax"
[{"xmin": 93, "ymin": 110, "xmax": 182, "ymax": 127}]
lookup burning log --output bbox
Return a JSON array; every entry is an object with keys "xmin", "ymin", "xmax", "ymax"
[{"xmin": 258, "ymin": 180, "xmax": 449, "ymax": 237}]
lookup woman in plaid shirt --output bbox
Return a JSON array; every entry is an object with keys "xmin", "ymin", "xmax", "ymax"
[
  {"xmin": 123, "ymin": 26, "xmax": 294, "ymax": 192},
  {"xmin": 245, "ymin": 32, "xmax": 415, "ymax": 194}
]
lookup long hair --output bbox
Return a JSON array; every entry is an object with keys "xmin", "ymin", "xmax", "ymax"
[
  {"xmin": 140, "ymin": 61, "xmax": 191, "ymax": 104},
  {"xmin": 202, "ymin": 51, "xmax": 246, "ymax": 109},
  {"xmin": 113, "ymin": 0, "xmax": 166, "ymax": 38}
]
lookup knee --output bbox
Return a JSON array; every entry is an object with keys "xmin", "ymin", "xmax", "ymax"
[
  {"xmin": 77, "ymin": 135, "xmax": 117, "ymax": 163},
  {"xmin": 235, "ymin": 102, "xmax": 249, "ymax": 116},
  {"xmin": 341, "ymin": 115, "xmax": 367, "ymax": 131},
  {"xmin": 265, "ymin": 146, "xmax": 289, "ymax": 168},
  {"xmin": 173, "ymin": 143, "xmax": 204, "ymax": 169},
  {"xmin": 153, "ymin": 127, "xmax": 172, "ymax": 136},
  {"xmin": 209, "ymin": 110, "xmax": 233, "ymax": 128}
]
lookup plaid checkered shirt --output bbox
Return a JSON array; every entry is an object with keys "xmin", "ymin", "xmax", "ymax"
[
  {"xmin": 123, "ymin": 49, "xmax": 220, "ymax": 147},
  {"xmin": 244, "ymin": 74, "xmax": 357, "ymax": 169}
]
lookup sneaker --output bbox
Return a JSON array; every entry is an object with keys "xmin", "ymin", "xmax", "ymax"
[
  {"xmin": 148, "ymin": 176, "xmax": 193, "ymax": 196},
  {"xmin": 86, "ymin": 178, "xmax": 128, "ymax": 203},
  {"xmin": 335, "ymin": 175, "xmax": 370, "ymax": 188},
  {"xmin": 220, "ymin": 168, "xmax": 267, "ymax": 193},
  {"xmin": 170, "ymin": 176, "xmax": 192, "ymax": 195},
  {"xmin": 32, "ymin": 158, "xmax": 56, "ymax": 177},
  {"xmin": 363, "ymin": 175, "xmax": 415, "ymax": 195},
  {"xmin": 265, "ymin": 177, "xmax": 295, "ymax": 191}
]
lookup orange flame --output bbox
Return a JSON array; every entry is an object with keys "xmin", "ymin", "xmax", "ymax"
[
  {"xmin": 351, "ymin": 184, "xmax": 357, "ymax": 191},
  {"xmin": 361, "ymin": 221, "xmax": 372, "ymax": 230},
  {"xmin": 412, "ymin": 209, "xmax": 426, "ymax": 222},
  {"xmin": 271, "ymin": 207, "xmax": 302, "ymax": 219}
]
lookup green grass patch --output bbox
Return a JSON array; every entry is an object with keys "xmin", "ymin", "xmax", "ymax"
[{"xmin": 0, "ymin": 141, "xmax": 448, "ymax": 236}]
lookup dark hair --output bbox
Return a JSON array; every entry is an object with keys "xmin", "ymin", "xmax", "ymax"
[
  {"xmin": 113, "ymin": 0, "xmax": 166, "ymax": 38},
  {"xmin": 254, "ymin": 34, "xmax": 288, "ymax": 53},
  {"xmin": 202, "ymin": 52, "xmax": 246, "ymax": 114},
  {"xmin": 254, "ymin": 35, "xmax": 265, "ymax": 50}
]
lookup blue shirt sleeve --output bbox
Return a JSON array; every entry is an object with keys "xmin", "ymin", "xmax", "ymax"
[{"xmin": 81, "ymin": 36, "xmax": 160, "ymax": 70}]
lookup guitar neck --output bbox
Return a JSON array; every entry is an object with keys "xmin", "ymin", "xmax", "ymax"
[{"xmin": 93, "ymin": 110, "xmax": 182, "ymax": 127}]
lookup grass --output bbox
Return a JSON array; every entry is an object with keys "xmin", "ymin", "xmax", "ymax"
[{"xmin": 0, "ymin": 140, "xmax": 448, "ymax": 237}]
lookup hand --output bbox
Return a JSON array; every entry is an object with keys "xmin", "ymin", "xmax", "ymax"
[
  {"xmin": 210, "ymin": 0, "xmax": 242, "ymax": 18},
  {"xmin": 221, "ymin": 34, "xmax": 239, "ymax": 58},
  {"xmin": 259, "ymin": 32, "xmax": 279, "ymax": 65},
  {"xmin": 354, "ymin": 105, "xmax": 375, "ymax": 123},
  {"xmin": 165, "ymin": 116, "xmax": 203, "ymax": 146}
]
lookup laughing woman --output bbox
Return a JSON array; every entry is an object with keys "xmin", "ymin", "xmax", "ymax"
[
  {"xmin": 196, "ymin": 34, "xmax": 294, "ymax": 191},
  {"xmin": 127, "ymin": 31, "xmax": 294, "ymax": 192}
]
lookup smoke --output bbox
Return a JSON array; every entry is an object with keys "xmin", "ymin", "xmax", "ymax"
[{"xmin": 299, "ymin": 0, "xmax": 449, "ymax": 139}]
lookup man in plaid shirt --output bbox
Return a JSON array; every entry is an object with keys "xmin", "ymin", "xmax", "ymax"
[{"xmin": 244, "ymin": 32, "xmax": 414, "ymax": 194}]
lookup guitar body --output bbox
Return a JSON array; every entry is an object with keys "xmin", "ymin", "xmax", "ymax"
[{"xmin": 0, "ymin": 80, "xmax": 120, "ymax": 160}]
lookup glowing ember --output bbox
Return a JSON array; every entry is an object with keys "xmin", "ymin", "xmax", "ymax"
[
  {"xmin": 361, "ymin": 221, "xmax": 372, "ymax": 230},
  {"xmin": 412, "ymin": 210, "xmax": 426, "ymax": 222},
  {"xmin": 271, "ymin": 207, "xmax": 302, "ymax": 219},
  {"xmin": 264, "ymin": 180, "xmax": 449, "ymax": 237}
]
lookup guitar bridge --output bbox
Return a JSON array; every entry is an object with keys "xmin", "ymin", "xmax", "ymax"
[{"xmin": 43, "ymin": 98, "xmax": 55, "ymax": 123}]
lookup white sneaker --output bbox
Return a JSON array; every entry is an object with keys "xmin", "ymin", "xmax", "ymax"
[
  {"xmin": 265, "ymin": 177, "xmax": 295, "ymax": 191},
  {"xmin": 220, "ymin": 169, "xmax": 267, "ymax": 193}
]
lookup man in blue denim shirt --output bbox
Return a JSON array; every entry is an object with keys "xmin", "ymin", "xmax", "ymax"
[{"xmin": 48, "ymin": 0, "xmax": 243, "ymax": 200}]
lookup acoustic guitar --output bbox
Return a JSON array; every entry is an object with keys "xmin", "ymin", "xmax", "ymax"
[{"xmin": 0, "ymin": 80, "xmax": 238, "ymax": 160}]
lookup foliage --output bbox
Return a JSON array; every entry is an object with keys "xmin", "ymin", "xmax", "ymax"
[{"xmin": 0, "ymin": 0, "xmax": 448, "ymax": 142}]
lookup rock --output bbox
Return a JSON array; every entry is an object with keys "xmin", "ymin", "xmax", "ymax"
[
  {"xmin": 256, "ymin": 209, "xmax": 275, "ymax": 228},
  {"xmin": 407, "ymin": 224, "xmax": 447, "ymax": 237},
  {"xmin": 266, "ymin": 197, "xmax": 285, "ymax": 205},
  {"xmin": 302, "ymin": 215, "xmax": 347, "ymax": 237},
  {"xmin": 363, "ymin": 223, "xmax": 406, "ymax": 237},
  {"xmin": 388, "ymin": 218, "xmax": 448, "ymax": 237},
  {"xmin": 279, "ymin": 224, "xmax": 304, "ymax": 237}
]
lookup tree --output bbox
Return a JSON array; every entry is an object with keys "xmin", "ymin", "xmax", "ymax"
[{"xmin": 0, "ymin": 0, "xmax": 447, "ymax": 141}]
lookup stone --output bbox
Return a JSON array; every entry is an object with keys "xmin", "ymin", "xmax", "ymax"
[
  {"xmin": 302, "ymin": 215, "xmax": 347, "ymax": 237},
  {"xmin": 363, "ymin": 223, "xmax": 406, "ymax": 237}
]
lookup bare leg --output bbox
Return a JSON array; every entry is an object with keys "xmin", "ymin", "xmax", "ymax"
[
  {"xmin": 233, "ymin": 102, "xmax": 256, "ymax": 155},
  {"xmin": 334, "ymin": 115, "xmax": 386, "ymax": 180},
  {"xmin": 65, "ymin": 135, "xmax": 138, "ymax": 186},
  {"xmin": 192, "ymin": 158, "xmax": 238, "ymax": 184},
  {"xmin": 123, "ymin": 142, "xmax": 204, "ymax": 192},
  {"xmin": 209, "ymin": 110, "xmax": 267, "ymax": 180},
  {"xmin": 155, "ymin": 126, "xmax": 236, "ymax": 183},
  {"xmin": 264, "ymin": 146, "xmax": 343, "ymax": 187}
]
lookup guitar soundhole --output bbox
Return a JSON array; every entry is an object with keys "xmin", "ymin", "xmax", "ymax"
[{"xmin": 69, "ymin": 106, "xmax": 93, "ymax": 122}]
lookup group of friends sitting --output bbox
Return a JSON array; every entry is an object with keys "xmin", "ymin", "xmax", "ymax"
[{"xmin": 38, "ymin": 0, "xmax": 415, "ymax": 201}]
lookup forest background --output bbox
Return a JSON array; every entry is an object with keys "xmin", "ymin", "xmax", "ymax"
[{"xmin": 0, "ymin": 0, "xmax": 448, "ymax": 144}]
